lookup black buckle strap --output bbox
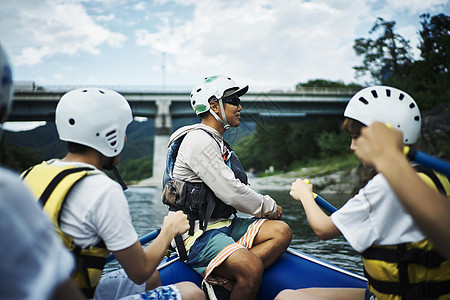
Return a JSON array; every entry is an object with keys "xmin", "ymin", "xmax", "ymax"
[
  {"xmin": 405, "ymin": 280, "xmax": 450, "ymax": 299},
  {"xmin": 400, "ymin": 248, "xmax": 445, "ymax": 268},
  {"xmin": 174, "ymin": 235, "xmax": 188, "ymax": 262},
  {"xmin": 362, "ymin": 245, "xmax": 446, "ymax": 268},
  {"xmin": 38, "ymin": 167, "xmax": 93, "ymax": 207}
]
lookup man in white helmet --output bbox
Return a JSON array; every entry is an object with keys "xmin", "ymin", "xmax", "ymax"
[
  {"xmin": 162, "ymin": 75, "xmax": 292, "ymax": 299},
  {"xmin": 279, "ymin": 86, "xmax": 449, "ymax": 300},
  {"xmin": 0, "ymin": 43, "xmax": 86, "ymax": 299},
  {"xmin": 21, "ymin": 88, "xmax": 204, "ymax": 300}
]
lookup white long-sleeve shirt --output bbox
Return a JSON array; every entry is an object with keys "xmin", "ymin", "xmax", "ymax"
[{"xmin": 171, "ymin": 124, "xmax": 277, "ymax": 222}]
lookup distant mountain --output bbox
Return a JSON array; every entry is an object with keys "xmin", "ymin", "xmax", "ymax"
[
  {"xmin": 4, "ymin": 117, "xmax": 254, "ymax": 156},
  {"xmin": 2, "ymin": 117, "xmax": 255, "ymax": 180},
  {"xmin": 3, "ymin": 122, "xmax": 65, "ymax": 160}
]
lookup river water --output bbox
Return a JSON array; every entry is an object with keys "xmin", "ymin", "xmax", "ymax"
[{"xmin": 105, "ymin": 187, "xmax": 364, "ymax": 276}]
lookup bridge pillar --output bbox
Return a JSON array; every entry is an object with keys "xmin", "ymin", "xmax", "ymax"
[{"xmin": 152, "ymin": 99, "xmax": 172, "ymax": 186}]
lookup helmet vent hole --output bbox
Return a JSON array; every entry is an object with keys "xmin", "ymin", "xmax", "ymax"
[
  {"xmin": 82, "ymin": 90, "xmax": 87, "ymax": 93},
  {"xmin": 106, "ymin": 130, "xmax": 118, "ymax": 148},
  {"xmin": 358, "ymin": 97, "xmax": 369, "ymax": 105},
  {"xmin": 96, "ymin": 133, "xmax": 100, "ymax": 136},
  {"xmin": 386, "ymin": 89, "xmax": 391, "ymax": 97},
  {"xmin": 399, "ymin": 93, "xmax": 405, "ymax": 100},
  {"xmin": 99, "ymin": 90, "xmax": 105, "ymax": 94},
  {"xmin": 192, "ymin": 100, "xmax": 196, "ymax": 105},
  {"xmin": 106, "ymin": 130, "xmax": 116, "ymax": 137},
  {"xmin": 190, "ymin": 94, "xmax": 193, "ymax": 98},
  {"xmin": 371, "ymin": 90, "xmax": 378, "ymax": 98},
  {"xmin": 409, "ymin": 103, "xmax": 415, "ymax": 109},
  {"xmin": 69, "ymin": 118, "xmax": 75, "ymax": 125},
  {"xmin": 414, "ymin": 116, "xmax": 420, "ymax": 121},
  {"xmin": 197, "ymin": 88, "xmax": 202, "ymax": 93}
]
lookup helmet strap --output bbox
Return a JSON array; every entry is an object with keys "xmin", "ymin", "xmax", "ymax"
[
  {"xmin": 104, "ymin": 158, "xmax": 128, "ymax": 190},
  {"xmin": 210, "ymin": 99, "xmax": 230, "ymax": 130}
]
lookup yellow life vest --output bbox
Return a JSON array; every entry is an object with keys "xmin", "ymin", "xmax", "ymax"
[
  {"xmin": 361, "ymin": 165, "xmax": 450, "ymax": 299},
  {"xmin": 21, "ymin": 161, "xmax": 110, "ymax": 298}
]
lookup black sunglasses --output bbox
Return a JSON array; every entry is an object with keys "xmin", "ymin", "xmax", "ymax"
[{"xmin": 222, "ymin": 96, "xmax": 241, "ymax": 107}]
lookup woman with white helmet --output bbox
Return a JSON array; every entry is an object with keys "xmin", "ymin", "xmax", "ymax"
[
  {"xmin": 22, "ymin": 88, "xmax": 204, "ymax": 300},
  {"xmin": 277, "ymin": 86, "xmax": 450, "ymax": 300}
]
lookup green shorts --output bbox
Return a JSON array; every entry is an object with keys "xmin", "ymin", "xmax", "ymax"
[{"xmin": 186, "ymin": 217, "xmax": 266, "ymax": 285}]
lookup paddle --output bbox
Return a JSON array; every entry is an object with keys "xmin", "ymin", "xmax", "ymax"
[
  {"xmin": 384, "ymin": 123, "xmax": 450, "ymax": 176},
  {"xmin": 106, "ymin": 228, "xmax": 161, "ymax": 263},
  {"xmin": 303, "ymin": 179, "xmax": 338, "ymax": 214},
  {"xmin": 404, "ymin": 146, "xmax": 450, "ymax": 177}
]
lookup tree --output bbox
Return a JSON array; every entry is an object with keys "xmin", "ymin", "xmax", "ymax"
[
  {"xmin": 296, "ymin": 79, "xmax": 361, "ymax": 90},
  {"xmin": 419, "ymin": 13, "xmax": 450, "ymax": 76},
  {"xmin": 353, "ymin": 17, "xmax": 412, "ymax": 84},
  {"xmin": 353, "ymin": 14, "xmax": 450, "ymax": 110}
]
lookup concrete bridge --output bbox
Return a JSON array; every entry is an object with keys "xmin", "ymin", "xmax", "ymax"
[{"xmin": 10, "ymin": 86, "xmax": 358, "ymax": 185}]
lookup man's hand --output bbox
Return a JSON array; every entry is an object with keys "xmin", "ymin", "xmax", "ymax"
[
  {"xmin": 161, "ymin": 211, "xmax": 190, "ymax": 237},
  {"xmin": 354, "ymin": 122, "xmax": 404, "ymax": 168},
  {"xmin": 269, "ymin": 205, "xmax": 283, "ymax": 219}
]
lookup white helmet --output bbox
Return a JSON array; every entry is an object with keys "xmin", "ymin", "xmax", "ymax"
[
  {"xmin": 190, "ymin": 75, "xmax": 248, "ymax": 130},
  {"xmin": 0, "ymin": 43, "xmax": 13, "ymax": 124},
  {"xmin": 190, "ymin": 75, "xmax": 248, "ymax": 115},
  {"xmin": 56, "ymin": 88, "xmax": 133, "ymax": 157},
  {"xmin": 344, "ymin": 86, "xmax": 421, "ymax": 144}
]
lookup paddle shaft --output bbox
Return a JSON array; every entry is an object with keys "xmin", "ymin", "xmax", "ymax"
[
  {"xmin": 407, "ymin": 148, "xmax": 450, "ymax": 177},
  {"xmin": 313, "ymin": 193, "xmax": 338, "ymax": 214},
  {"xmin": 303, "ymin": 179, "xmax": 338, "ymax": 214}
]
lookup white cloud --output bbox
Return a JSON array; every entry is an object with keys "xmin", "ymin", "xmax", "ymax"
[
  {"xmin": 2, "ymin": 0, "xmax": 446, "ymax": 88},
  {"xmin": 135, "ymin": 0, "xmax": 373, "ymax": 86},
  {"xmin": 0, "ymin": 1, "xmax": 126, "ymax": 66},
  {"xmin": 133, "ymin": 1, "xmax": 146, "ymax": 11},
  {"xmin": 97, "ymin": 13, "xmax": 116, "ymax": 22}
]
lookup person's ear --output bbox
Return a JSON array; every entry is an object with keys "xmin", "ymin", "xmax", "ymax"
[{"xmin": 209, "ymin": 101, "xmax": 220, "ymax": 113}]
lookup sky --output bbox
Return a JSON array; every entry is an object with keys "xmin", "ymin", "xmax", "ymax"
[{"xmin": 1, "ymin": 0, "xmax": 449, "ymax": 131}]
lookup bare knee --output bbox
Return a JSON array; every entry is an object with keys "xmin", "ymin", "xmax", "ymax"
[
  {"xmin": 174, "ymin": 281, "xmax": 205, "ymax": 300},
  {"xmin": 273, "ymin": 221, "xmax": 292, "ymax": 246}
]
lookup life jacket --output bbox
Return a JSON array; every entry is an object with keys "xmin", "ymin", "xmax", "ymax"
[
  {"xmin": 21, "ymin": 161, "xmax": 109, "ymax": 298},
  {"xmin": 361, "ymin": 165, "xmax": 450, "ymax": 299},
  {"xmin": 162, "ymin": 128, "xmax": 247, "ymax": 235}
]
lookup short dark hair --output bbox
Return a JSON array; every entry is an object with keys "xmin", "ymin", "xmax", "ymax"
[
  {"xmin": 67, "ymin": 142, "xmax": 90, "ymax": 154},
  {"xmin": 342, "ymin": 118, "xmax": 365, "ymax": 137}
]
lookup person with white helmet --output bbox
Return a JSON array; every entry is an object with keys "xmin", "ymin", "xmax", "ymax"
[
  {"xmin": 21, "ymin": 88, "xmax": 204, "ymax": 300},
  {"xmin": 0, "ymin": 43, "xmax": 85, "ymax": 299},
  {"xmin": 277, "ymin": 86, "xmax": 450, "ymax": 300},
  {"xmin": 162, "ymin": 75, "xmax": 292, "ymax": 299},
  {"xmin": 354, "ymin": 121, "xmax": 450, "ymax": 259}
]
